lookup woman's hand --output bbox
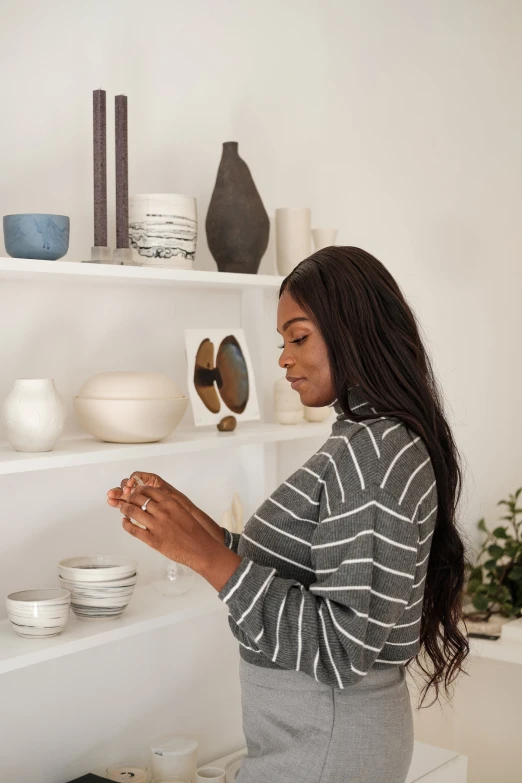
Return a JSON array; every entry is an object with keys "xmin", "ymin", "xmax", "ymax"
[
  {"xmin": 107, "ymin": 472, "xmax": 225, "ymax": 544},
  {"xmin": 113, "ymin": 485, "xmax": 242, "ymax": 591}
]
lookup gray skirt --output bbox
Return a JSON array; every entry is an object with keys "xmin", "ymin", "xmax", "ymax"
[{"xmin": 237, "ymin": 658, "xmax": 413, "ymax": 783}]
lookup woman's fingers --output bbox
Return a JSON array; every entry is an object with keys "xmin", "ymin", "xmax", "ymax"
[
  {"xmin": 107, "ymin": 487, "xmax": 123, "ymax": 507},
  {"xmin": 118, "ymin": 486, "xmax": 171, "ymax": 529},
  {"xmin": 122, "ymin": 516, "xmax": 154, "ymax": 544},
  {"xmin": 127, "ymin": 485, "xmax": 170, "ymax": 507},
  {"xmin": 130, "ymin": 471, "xmax": 164, "ymax": 489},
  {"xmin": 118, "ymin": 499, "xmax": 153, "ymax": 530}
]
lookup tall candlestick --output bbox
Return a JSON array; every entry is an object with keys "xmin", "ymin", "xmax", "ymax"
[
  {"xmin": 92, "ymin": 89, "xmax": 107, "ymax": 247},
  {"xmin": 115, "ymin": 94, "xmax": 129, "ymax": 249}
]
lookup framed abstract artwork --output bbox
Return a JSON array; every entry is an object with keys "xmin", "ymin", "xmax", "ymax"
[{"xmin": 184, "ymin": 328, "xmax": 260, "ymax": 426}]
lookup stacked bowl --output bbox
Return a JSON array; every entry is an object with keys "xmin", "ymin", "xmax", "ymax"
[
  {"xmin": 74, "ymin": 371, "xmax": 189, "ymax": 444},
  {"xmin": 58, "ymin": 556, "xmax": 138, "ymax": 621},
  {"xmin": 6, "ymin": 588, "xmax": 71, "ymax": 638}
]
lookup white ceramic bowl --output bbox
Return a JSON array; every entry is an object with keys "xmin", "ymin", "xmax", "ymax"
[
  {"xmin": 73, "ymin": 397, "xmax": 188, "ymax": 443},
  {"xmin": 6, "ymin": 588, "xmax": 70, "ymax": 638},
  {"xmin": 77, "ymin": 372, "xmax": 184, "ymax": 400},
  {"xmin": 58, "ymin": 556, "xmax": 138, "ymax": 583},
  {"xmin": 66, "ymin": 586, "xmax": 136, "ymax": 620}
]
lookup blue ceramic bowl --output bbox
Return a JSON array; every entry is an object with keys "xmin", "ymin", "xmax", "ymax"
[{"xmin": 3, "ymin": 214, "xmax": 70, "ymax": 261}]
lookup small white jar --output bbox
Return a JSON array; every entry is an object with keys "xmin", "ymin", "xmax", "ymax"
[
  {"xmin": 274, "ymin": 376, "xmax": 304, "ymax": 424},
  {"xmin": 3, "ymin": 378, "xmax": 66, "ymax": 452},
  {"xmin": 304, "ymin": 405, "xmax": 332, "ymax": 423}
]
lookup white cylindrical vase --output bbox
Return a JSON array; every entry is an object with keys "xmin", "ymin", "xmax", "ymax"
[
  {"xmin": 312, "ymin": 228, "xmax": 338, "ymax": 250},
  {"xmin": 304, "ymin": 405, "xmax": 332, "ymax": 423},
  {"xmin": 275, "ymin": 207, "xmax": 311, "ymax": 276},
  {"xmin": 129, "ymin": 193, "xmax": 197, "ymax": 269},
  {"xmin": 274, "ymin": 376, "xmax": 304, "ymax": 424},
  {"xmin": 150, "ymin": 736, "xmax": 198, "ymax": 782},
  {"xmin": 3, "ymin": 378, "xmax": 66, "ymax": 452}
]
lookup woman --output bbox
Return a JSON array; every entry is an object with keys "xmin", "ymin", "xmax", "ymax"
[{"xmin": 107, "ymin": 247, "xmax": 469, "ymax": 783}]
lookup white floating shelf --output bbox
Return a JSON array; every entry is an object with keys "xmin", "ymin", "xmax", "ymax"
[
  {"xmin": 0, "ymin": 420, "xmax": 331, "ymax": 475},
  {"xmin": 4, "ymin": 584, "xmax": 520, "ymax": 675},
  {"xmin": 0, "ymin": 257, "xmax": 283, "ymax": 290},
  {"xmin": 0, "ymin": 578, "xmax": 225, "ymax": 675}
]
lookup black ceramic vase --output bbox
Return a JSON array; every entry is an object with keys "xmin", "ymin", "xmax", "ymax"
[{"xmin": 206, "ymin": 142, "xmax": 269, "ymax": 274}]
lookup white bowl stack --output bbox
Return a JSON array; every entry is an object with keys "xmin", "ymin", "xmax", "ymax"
[
  {"xmin": 73, "ymin": 371, "xmax": 189, "ymax": 443},
  {"xmin": 6, "ymin": 588, "xmax": 71, "ymax": 638},
  {"xmin": 58, "ymin": 556, "xmax": 138, "ymax": 621}
]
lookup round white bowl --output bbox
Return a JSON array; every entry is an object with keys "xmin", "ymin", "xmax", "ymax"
[
  {"xmin": 58, "ymin": 556, "xmax": 138, "ymax": 583},
  {"xmin": 6, "ymin": 588, "xmax": 70, "ymax": 638},
  {"xmin": 78, "ymin": 372, "xmax": 184, "ymax": 401},
  {"xmin": 73, "ymin": 397, "xmax": 188, "ymax": 443}
]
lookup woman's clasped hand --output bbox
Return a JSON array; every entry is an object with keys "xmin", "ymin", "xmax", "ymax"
[{"xmin": 107, "ymin": 472, "xmax": 217, "ymax": 569}]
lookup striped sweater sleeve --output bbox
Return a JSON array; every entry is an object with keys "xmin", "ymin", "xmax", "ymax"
[
  {"xmin": 218, "ymin": 477, "xmax": 420, "ymax": 688},
  {"xmin": 222, "ymin": 527, "xmax": 241, "ymax": 553}
]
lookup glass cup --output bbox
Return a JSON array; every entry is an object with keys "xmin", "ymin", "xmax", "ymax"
[
  {"xmin": 106, "ymin": 763, "xmax": 148, "ymax": 782},
  {"xmin": 152, "ymin": 556, "xmax": 193, "ymax": 597}
]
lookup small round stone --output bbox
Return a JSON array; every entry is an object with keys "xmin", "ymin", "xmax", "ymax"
[{"xmin": 217, "ymin": 415, "xmax": 237, "ymax": 432}]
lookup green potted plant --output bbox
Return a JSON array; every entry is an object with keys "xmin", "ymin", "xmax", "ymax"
[{"xmin": 465, "ymin": 488, "xmax": 522, "ymax": 632}]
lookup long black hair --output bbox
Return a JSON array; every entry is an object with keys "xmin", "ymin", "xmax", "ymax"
[{"xmin": 280, "ymin": 246, "xmax": 469, "ymax": 705}]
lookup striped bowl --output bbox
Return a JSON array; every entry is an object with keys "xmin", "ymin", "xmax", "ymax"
[
  {"xmin": 58, "ymin": 569, "xmax": 138, "ymax": 621},
  {"xmin": 6, "ymin": 588, "xmax": 71, "ymax": 638}
]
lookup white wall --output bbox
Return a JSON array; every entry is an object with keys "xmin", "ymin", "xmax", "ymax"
[{"xmin": 1, "ymin": 1, "xmax": 521, "ymax": 781}]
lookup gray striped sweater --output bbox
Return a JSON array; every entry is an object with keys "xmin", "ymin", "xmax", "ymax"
[{"xmin": 219, "ymin": 386, "xmax": 437, "ymax": 688}]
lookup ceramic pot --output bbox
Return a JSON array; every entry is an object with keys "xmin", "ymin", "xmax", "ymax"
[
  {"xmin": 275, "ymin": 208, "xmax": 311, "ymax": 276},
  {"xmin": 304, "ymin": 405, "xmax": 332, "ymax": 423},
  {"xmin": 206, "ymin": 142, "xmax": 269, "ymax": 274},
  {"xmin": 129, "ymin": 194, "xmax": 197, "ymax": 268},
  {"xmin": 77, "ymin": 371, "xmax": 184, "ymax": 400},
  {"xmin": 312, "ymin": 228, "xmax": 338, "ymax": 250},
  {"xmin": 274, "ymin": 376, "xmax": 304, "ymax": 424},
  {"xmin": 73, "ymin": 397, "xmax": 188, "ymax": 443},
  {"xmin": 3, "ymin": 214, "xmax": 70, "ymax": 261},
  {"xmin": 3, "ymin": 378, "xmax": 66, "ymax": 452}
]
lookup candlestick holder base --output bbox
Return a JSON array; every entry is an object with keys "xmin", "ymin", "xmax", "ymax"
[
  {"xmin": 113, "ymin": 247, "xmax": 133, "ymax": 266},
  {"xmin": 90, "ymin": 246, "xmax": 114, "ymax": 264}
]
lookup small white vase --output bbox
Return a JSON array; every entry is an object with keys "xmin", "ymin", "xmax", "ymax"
[
  {"xmin": 275, "ymin": 207, "xmax": 311, "ymax": 276},
  {"xmin": 3, "ymin": 378, "xmax": 66, "ymax": 452},
  {"xmin": 304, "ymin": 405, "xmax": 332, "ymax": 423},
  {"xmin": 312, "ymin": 228, "xmax": 338, "ymax": 250},
  {"xmin": 274, "ymin": 376, "xmax": 304, "ymax": 424}
]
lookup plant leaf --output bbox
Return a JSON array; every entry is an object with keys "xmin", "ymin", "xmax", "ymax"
[
  {"xmin": 467, "ymin": 569, "xmax": 483, "ymax": 587},
  {"xmin": 472, "ymin": 594, "xmax": 489, "ymax": 611},
  {"xmin": 477, "ymin": 518, "xmax": 487, "ymax": 532},
  {"xmin": 492, "ymin": 527, "xmax": 508, "ymax": 538},
  {"xmin": 488, "ymin": 545, "xmax": 504, "ymax": 559}
]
